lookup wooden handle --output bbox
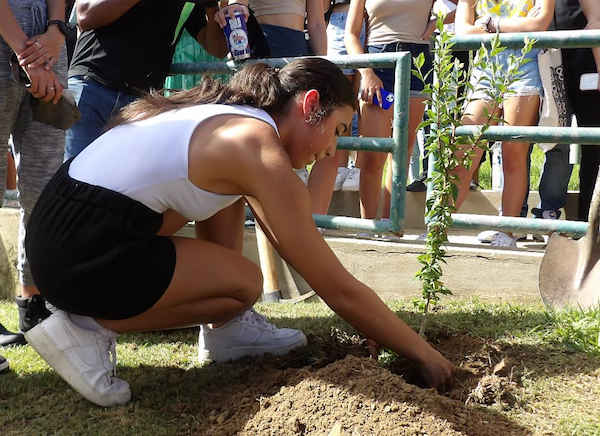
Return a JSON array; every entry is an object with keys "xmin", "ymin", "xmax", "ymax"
[{"xmin": 255, "ymin": 221, "xmax": 280, "ymax": 293}]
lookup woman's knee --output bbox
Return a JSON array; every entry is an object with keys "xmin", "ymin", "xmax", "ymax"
[
  {"xmin": 236, "ymin": 259, "xmax": 263, "ymax": 305},
  {"xmin": 360, "ymin": 153, "xmax": 386, "ymax": 172}
]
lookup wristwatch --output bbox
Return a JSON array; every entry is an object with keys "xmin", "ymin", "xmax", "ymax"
[
  {"xmin": 480, "ymin": 16, "xmax": 492, "ymax": 33},
  {"xmin": 46, "ymin": 20, "xmax": 71, "ymax": 37}
]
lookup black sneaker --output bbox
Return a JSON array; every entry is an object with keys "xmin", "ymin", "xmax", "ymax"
[
  {"xmin": 532, "ymin": 208, "xmax": 561, "ymax": 220},
  {"xmin": 0, "ymin": 322, "xmax": 26, "ymax": 346},
  {"xmin": 0, "ymin": 354, "xmax": 8, "ymax": 373},
  {"xmin": 16, "ymin": 295, "xmax": 52, "ymax": 333},
  {"xmin": 406, "ymin": 172, "xmax": 427, "ymax": 192}
]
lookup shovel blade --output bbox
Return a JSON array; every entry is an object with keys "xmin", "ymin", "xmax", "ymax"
[
  {"xmin": 539, "ymin": 233, "xmax": 600, "ymax": 309},
  {"xmin": 574, "ymin": 261, "xmax": 600, "ymax": 309},
  {"xmin": 539, "ymin": 234, "xmax": 581, "ymax": 308}
]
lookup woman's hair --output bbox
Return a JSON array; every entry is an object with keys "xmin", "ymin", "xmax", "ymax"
[{"xmin": 110, "ymin": 58, "xmax": 355, "ymax": 127}]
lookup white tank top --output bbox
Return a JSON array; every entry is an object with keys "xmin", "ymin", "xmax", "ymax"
[{"xmin": 69, "ymin": 105, "xmax": 279, "ymax": 221}]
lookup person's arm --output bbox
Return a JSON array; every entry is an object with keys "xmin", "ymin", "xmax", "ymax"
[
  {"xmin": 76, "ymin": 0, "xmax": 141, "ymax": 31},
  {"xmin": 345, "ymin": 0, "xmax": 384, "ymax": 106},
  {"xmin": 456, "ymin": 0, "xmax": 554, "ymax": 34},
  {"xmin": 194, "ymin": 117, "xmax": 456, "ymax": 393},
  {"xmin": 581, "ymin": 0, "xmax": 600, "ymax": 91},
  {"xmin": 306, "ymin": 0, "xmax": 327, "ymax": 55},
  {"xmin": 195, "ymin": 3, "xmax": 229, "ymax": 58},
  {"xmin": 0, "ymin": 0, "xmax": 62, "ymax": 102},
  {"xmin": 18, "ymin": 0, "xmax": 66, "ymax": 71},
  {"xmin": 0, "ymin": 0, "xmax": 29, "ymax": 53}
]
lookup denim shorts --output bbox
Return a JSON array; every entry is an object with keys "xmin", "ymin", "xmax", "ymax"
[
  {"xmin": 470, "ymin": 48, "xmax": 542, "ymax": 101},
  {"xmin": 367, "ymin": 42, "xmax": 433, "ymax": 98},
  {"xmin": 327, "ymin": 11, "xmax": 365, "ymax": 75},
  {"xmin": 261, "ymin": 24, "xmax": 309, "ymax": 57}
]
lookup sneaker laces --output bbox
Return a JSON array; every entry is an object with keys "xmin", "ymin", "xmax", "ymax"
[
  {"xmin": 239, "ymin": 309, "xmax": 276, "ymax": 332},
  {"xmin": 99, "ymin": 336, "xmax": 119, "ymax": 377}
]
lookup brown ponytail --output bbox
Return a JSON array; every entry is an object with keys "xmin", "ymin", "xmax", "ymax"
[{"xmin": 109, "ymin": 58, "xmax": 354, "ymax": 127}]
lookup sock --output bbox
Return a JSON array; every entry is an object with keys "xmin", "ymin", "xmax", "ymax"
[{"xmin": 67, "ymin": 313, "xmax": 105, "ymax": 332}]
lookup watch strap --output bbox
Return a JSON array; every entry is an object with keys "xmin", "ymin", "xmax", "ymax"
[{"xmin": 47, "ymin": 20, "xmax": 70, "ymax": 37}]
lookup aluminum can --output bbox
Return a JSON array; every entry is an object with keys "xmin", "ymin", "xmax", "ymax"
[{"xmin": 223, "ymin": 11, "xmax": 250, "ymax": 60}]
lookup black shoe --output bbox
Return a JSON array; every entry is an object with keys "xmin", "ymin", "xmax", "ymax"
[
  {"xmin": 406, "ymin": 172, "xmax": 427, "ymax": 192},
  {"xmin": 16, "ymin": 295, "xmax": 52, "ymax": 333},
  {"xmin": 531, "ymin": 208, "xmax": 561, "ymax": 220},
  {"xmin": 0, "ymin": 354, "xmax": 9, "ymax": 373},
  {"xmin": 0, "ymin": 322, "xmax": 26, "ymax": 346}
]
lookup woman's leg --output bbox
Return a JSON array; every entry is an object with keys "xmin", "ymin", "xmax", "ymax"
[
  {"xmin": 453, "ymin": 99, "xmax": 498, "ymax": 211},
  {"xmin": 307, "ymin": 73, "xmax": 357, "ymax": 214},
  {"xmin": 499, "ymin": 95, "xmax": 540, "ymax": 223},
  {"xmin": 308, "ymin": 150, "xmax": 347, "ymax": 214},
  {"xmin": 98, "ymin": 235, "xmax": 264, "ymax": 333},
  {"xmin": 358, "ymin": 102, "xmax": 394, "ymax": 219},
  {"xmin": 382, "ymin": 97, "xmax": 426, "ymax": 218}
]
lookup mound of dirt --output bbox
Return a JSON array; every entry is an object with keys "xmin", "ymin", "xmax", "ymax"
[{"xmin": 206, "ymin": 355, "xmax": 530, "ymax": 436}]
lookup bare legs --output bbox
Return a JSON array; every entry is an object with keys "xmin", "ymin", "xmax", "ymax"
[
  {"xmin": 97, "ymin": 199, "xmax": 263, "ymax": 334},
  {"xmin": 382, "ymin": 97, "xmax": 427, "ymax": 218},
  {"xmin": 359, "ymin": 97, "xmax": 425, "ymax": 219},
  {"xmin": 307, "ymin": 73, "xmax": 359, "ymax": 214},
  {"xmin": 453, "ymin": 95, "xmax": 541, "ymax": 232}
]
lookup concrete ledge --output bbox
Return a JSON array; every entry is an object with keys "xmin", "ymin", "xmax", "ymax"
[{"xmin": 178, "ymin": 226, "xmax": 545, "ymax": 304}]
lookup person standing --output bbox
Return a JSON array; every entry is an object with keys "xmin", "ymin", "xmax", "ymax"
[
  {"xmin": 346, "ymin": 0, "xmax": 436, "ymax": 223},
  {"xmin": 555, "ymin": 0, "xmax": 600, "ymax": 221},
  {"xmin": 452, "ymin": 0, "xmax": 555, "ymax": 248},
  {"xmin": 0, "ymin": 0, "xmax": 68, "ymax": 347}
]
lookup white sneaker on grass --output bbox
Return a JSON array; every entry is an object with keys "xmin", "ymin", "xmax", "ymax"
[
  {"xmin": 490, "ymin": 231, "xmax": 517, "ymax": 248},
  {"xmin": 198, "ymin": 308, "xmax": 307, "ymax": 363},
  {"xmin": 342, "ymin": 168, "xmax": 360, "ymax": 192},
  {"xmin": 0, "ymin": 354, "xmax": 9, "ymax": 373},
  {"xmin": 334, "ymin": 167, "xmax": 349, "ymax": 191},
  {"xmin": 25, "ymin": 310, "xmax": 131, "ymax": 407}
]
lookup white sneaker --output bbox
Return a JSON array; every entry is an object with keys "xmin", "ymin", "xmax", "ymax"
[
  {"xmin": 0, "ymin": 354, "xmax": 9, "ymax": 373},
  {"xmin": 490, "ymin": 232, "xmax": 517, "ymax": 248},
  {"xmin": 198, "ymin": 309, "xmax": 307, "ymax": 363},
  {"xmin": 25, "ymin": 310, "xmax": 131, "ymax": 407},
  {"xmin": 333, "ymin": 167, "xmax": 349, "ymax": 191},
  {"xmin": 342, "ymin": 168, "xmax": 360, "ymax": 192},
  {"xmin": 295, "ymin": 168, "xmax": 309, "ymax": 185},
  {"xmin": 477, "ymin": 230, "xmax": 497, "ymax": 243}
]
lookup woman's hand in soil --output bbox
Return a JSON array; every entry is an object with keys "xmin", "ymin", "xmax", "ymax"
[
  {"xmin": 418, "ymin": 348, "xmax": 456, "ymax": 394},
  {"xmin": 364, "ymin": 339, "xmax": 381, "ymax": 359}
]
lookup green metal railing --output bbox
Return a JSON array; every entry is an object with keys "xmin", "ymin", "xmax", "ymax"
[{"xmin": 169, "ymin": 29, "xmax": 600, "ymax": 238}]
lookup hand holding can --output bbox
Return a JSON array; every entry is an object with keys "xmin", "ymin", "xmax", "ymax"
[{"xmin": 222, "ymin": 10, "xmax": 251, "ymax": 60}]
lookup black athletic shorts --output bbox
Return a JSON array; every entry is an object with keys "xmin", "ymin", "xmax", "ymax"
[{"xmin": 25, "ymin": 160, "xmax": 177, "ymax": 320}]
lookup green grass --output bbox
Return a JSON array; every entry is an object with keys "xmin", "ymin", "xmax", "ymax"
[{"xmin": 1, "ymin": 299, "xmax": 599, "ymax": 435}]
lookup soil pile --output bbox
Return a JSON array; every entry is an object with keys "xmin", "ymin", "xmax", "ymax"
[{"xmin": 204, "ymin": 354, "xmax": 530, "ymax": 436}]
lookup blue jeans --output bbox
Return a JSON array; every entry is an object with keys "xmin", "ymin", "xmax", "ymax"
[
  {"xmin": 367, "ymin": 42, "xmax": 433, "ymax": 98},
  {"xmin": 64, "ymin": 76, "xmax": 138, "ymax": 161},
  {"xmin": 538, "ymin": 144, "xmax": 573, "ymax": 211},
  {"xmin": 327, "ymin": 11, "xmax": 365, "ymax": 75},
  {"xmin": 522, "ymin": 144, "xmax": 573, "ymax": 216}
]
